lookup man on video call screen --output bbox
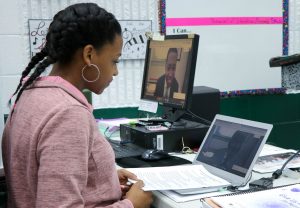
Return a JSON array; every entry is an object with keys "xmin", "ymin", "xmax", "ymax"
[
  {"xmin": 154, "ymin": 48, "xmax": 179, "ymax": 99},
  {"xmin": 143, "ymin": 39, "xmax": 193, "ymax": 105}
]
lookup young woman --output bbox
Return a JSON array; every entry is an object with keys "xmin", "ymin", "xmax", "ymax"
[{"xmin": 2, "ymin": 3, "xmax": 152, "ymax": 208}]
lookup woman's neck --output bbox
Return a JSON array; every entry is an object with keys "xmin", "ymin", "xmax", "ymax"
[{"xmin": 49, "ymin": 63, "xmax": 85, "ymax": 92}]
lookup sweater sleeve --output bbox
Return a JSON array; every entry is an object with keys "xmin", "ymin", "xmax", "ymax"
[{"xmin": 36, "ymin": 105, "xmax": 133, "ymax": 208}]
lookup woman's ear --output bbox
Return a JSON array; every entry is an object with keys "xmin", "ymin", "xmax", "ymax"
[{"xmin": 82, "ymin": 44, "xmax": 94, "ymax": 66}]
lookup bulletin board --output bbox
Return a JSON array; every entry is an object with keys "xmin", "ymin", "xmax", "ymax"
[{"xmin": 164, "ymin": 0, "xmax": 285, "ymax": 93}]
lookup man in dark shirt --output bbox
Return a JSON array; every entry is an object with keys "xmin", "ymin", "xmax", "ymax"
[{"xmin": 154, "ymin": 48, "xmax": 179, "ymax": 98}]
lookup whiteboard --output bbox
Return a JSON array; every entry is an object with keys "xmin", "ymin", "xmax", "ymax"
[{"xmin": 166, "ymin": 0, "xmax": 282, "ymax": 91}]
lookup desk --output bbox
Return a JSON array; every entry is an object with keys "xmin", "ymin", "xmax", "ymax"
[
  {"xmin": 152, "ymin": 171, "xmax": 300, "ymax": 208},
  {"xmin": 121, "ymin": 153, "xmax": 300, "ymax": 208}
]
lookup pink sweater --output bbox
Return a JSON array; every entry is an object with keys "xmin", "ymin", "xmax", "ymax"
[{"xmin": 2, "ymin": 76, "xmax": 133, "ymax": 208}]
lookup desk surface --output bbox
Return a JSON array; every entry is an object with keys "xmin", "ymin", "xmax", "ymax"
[
  {"xmin": 127, "ymin": 153, "xmax": 300, "ymax": 208},
  {"xmin": 152, "ymin": 171, "xmax": 300, "ymax": 208}
]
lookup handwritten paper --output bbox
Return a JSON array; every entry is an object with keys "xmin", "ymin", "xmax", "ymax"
[
  {"xmin": 28, "ymin": 19, "xmax": 51, "ymax": 57},
  {"xmin": 138, "ymin": 99, "xmax": 158, "ymax": 113}
]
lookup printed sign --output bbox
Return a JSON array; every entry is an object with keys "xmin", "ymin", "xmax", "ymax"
[
  {"xmin": 119, "ymin": 20, "xmax": 152, "ymax": 60},
  {"xmin": 28, "ymin": 19, "xmax": 152, "ymax": 60},
  {"xmin": 28, "ymin": 19, "xmax": 51, "ymax": 57}
]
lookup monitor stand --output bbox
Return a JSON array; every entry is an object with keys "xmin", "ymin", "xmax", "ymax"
[{"xmin": 163, "ymin": 107, "xmax": 187, "ymax": 128}]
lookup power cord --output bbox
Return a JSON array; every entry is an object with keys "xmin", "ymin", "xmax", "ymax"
[
  {"xmin": 272, "ymin": 149, "xmax": 300, "ymax": 179},
  {"xmin": 103, "ymin": 126, "xmax": 120, "ymax": 140},
  {"xmin": 186, "ymin": 109, "xmax": 212, "ymax": 125},
  {"xmin": 226, "ymin": 171, "xmax": 252, "ymax": 192},
  {"xmin": 249, "ymin": 149, "xmax": 300, "ymax": 190}
]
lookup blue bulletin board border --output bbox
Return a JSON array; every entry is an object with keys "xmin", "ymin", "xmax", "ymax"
[
  {"xmin": 159, "ymin": 0, "xmax": 166, "ymax": 34},
  {"xmin": 220, "ymin": 88, "xmax": 286, "ymax": 98},
  {"xmin": 160, "ymin": 0, "xmax": 288, "ymax": 96},
  {"xmin": 283, "ymin": 0, "xmax": 289, "ymax": 55}
]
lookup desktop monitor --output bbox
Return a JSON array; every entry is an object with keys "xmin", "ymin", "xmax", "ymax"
[{"xmin": 140, "ymin": 34, "xmax": 199, "ymax": 122}]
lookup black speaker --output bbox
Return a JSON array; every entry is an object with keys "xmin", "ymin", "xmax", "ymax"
[{"xmin": 185, "ymin": 86, "xmax": 220, "ymax": 123}]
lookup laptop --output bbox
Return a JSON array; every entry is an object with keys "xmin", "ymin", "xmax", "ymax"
[{"xmin": 174, "ymin": 114, "xmax": 273, "ymax": 195}]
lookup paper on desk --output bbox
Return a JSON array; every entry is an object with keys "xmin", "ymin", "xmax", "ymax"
[
  {"xmin": 126, "ymin": 165, "xmax": 230, "ymax": 191},
  {"xmin": 254, "ymin": 151, "xmax": 300, "ymax": 173},
  {"xmin": 206, "ymin": 183, "xmax": 300, "ymax": 208},
  {"xmin": 159, "ymin": 189, "xmax": 231, "ymax": 203},
  {"xmin": 253, "ymin": 144, "xmax": 300, "ymax": 173},
  {"xmin": 96, "ymin": 118, "xmax": 137, "ymax": 138},
  {"xmin": 259, "ymin": 143, "xmax": 295, "ymax": 156},
  {"xmin": 97, "ymin": 118, "xmax": 137, "ymax": 128}
]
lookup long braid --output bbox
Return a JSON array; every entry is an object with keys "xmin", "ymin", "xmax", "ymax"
[
  {"xmin": 10, "ymin": 3, "xmax": 121, "ymax": 111},
  {"xmin": 8, "ymin": 48, "xmax": 47, "ymax": 106},
  {"xmin": 13, "ymin": 57, "xmax": 54, "ymax": 106}
]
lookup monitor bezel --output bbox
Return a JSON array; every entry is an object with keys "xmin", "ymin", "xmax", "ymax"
[{"xmin": 140, "ymin": 34, "xmax": 199, "ymax": 111}]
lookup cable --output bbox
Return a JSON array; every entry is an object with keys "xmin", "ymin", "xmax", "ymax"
[
  {"xmin": 181, "ymin": 137, "xmax": 194, "ymax": 154},
  {"xmin": 186, "ymin": 109, "xmax": 212, "ymax": 125},
  {"xmin": 272, "ymin": 149, "xmax": 300, "ymax": 179},
  {"xmin": 103, "ymin": 126, "xmax": 120, "ymax": 140},
  {"xmin": 226, "ymin": 171, "xmax": 253, "ymax": 192},
  {"xmin": 249, "ymin": 149, "xmax": 300, "ymax": 190}
]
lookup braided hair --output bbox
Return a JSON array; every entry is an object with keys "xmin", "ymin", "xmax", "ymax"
[{"xmin": 11, "ymin": 3, "xmax": 121, "ymax": 110}]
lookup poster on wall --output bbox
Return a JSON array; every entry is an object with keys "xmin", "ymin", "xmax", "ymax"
[
  {"xmin": 119, "ymin": 20, "xmax": 152, "ymax": 60},
  {"xmin": 28, "ymin": 19, "xmax": 51, "ymax": 57},
  {"xmin": 28, "ymin": 19, "xmax": 152, "ymax": 60}
]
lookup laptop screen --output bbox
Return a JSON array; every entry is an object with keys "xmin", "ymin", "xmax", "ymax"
[{"xmin": 194, "ymin": 114, "xmax": 273, "ymax": 185}]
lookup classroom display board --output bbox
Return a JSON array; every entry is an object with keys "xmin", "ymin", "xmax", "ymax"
[{"xmin": 165, "ymin": 0, "xmax": 283, "ymax": 92}]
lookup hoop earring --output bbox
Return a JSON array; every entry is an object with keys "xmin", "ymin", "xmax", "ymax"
[{"xmin": 81, "ymin": 64, "xmax": 100, "ymax": 83}]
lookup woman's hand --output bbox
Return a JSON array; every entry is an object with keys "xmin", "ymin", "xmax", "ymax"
[
  {"xmin": 126, "ymin": 180, "xmax": 153, "ymax": 208},
  {"xmin": 117, "ymin": 169, "xmax": 138, "ymax": 197}
]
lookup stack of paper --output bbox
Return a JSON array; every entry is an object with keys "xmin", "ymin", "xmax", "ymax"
[
  {"xmin": 96, "ymin": 118, "xmax": 137, "ymax": 138},
  {"xmin": 127, "ymin": 165, "xmax": 230, "ymax": 191},
  {"xmin": 253, "ymin": 144, "xmax": 300, "ymax": 173},
  {"xmin": 202, "ymin": 183, "xmax": 300, "ymax": 208}
]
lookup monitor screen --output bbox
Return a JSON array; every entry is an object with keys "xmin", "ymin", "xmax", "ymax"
[{"xmin": 141, "ymin": 34, "xmax": 199, "ymax": 116}]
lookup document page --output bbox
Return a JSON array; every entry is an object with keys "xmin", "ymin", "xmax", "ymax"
[
  {"xmin": 259, "ymin": 143, "xmax": 294, "ymax": 156},
  {"xmin": 254, "ymin": 151, "xmax": 300, "ymax": 173},
  {"xmin": 126, "ymin": 164, "xmax": 230, "ymax": 191},
  {"xmin": 206, "ymin": 183, "xmax": 300, "ymax": 208}
]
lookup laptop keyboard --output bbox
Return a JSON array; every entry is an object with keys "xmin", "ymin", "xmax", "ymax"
[{"xmin": 108, "ymin": 140, "xmax": 147, "ymax": 159}]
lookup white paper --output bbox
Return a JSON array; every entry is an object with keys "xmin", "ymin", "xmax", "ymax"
[
  {"xmin": 209, "ymin": 184, "xmax": 300, "ymax": 208},
  {"xmin": 254, "ymin": 151, "xmax": 300, "ymax": 173},
  {"xmin": 119, "ymin": 20, "xmax": 152, "ymax": 60},
  {"xmin": 252, "ymin": 144, "xmax": 300, "ymax": 173},
  {"xmin": 126, "ymin": 165, "xmax": 230, "ymax": 191},
  {"xmin": 138, "ymin": 100, "xmax": 158, "ymax": 113},
  {"xmin": 97, "ymin": 118, "xmax": 137, "ymax": 128},
  {"xmin": 160, "ymin": 189, "xmax": 231, "ymax": 203},
  {"xmin": 259, "ymin": 143, "xmax": 295, "ymax": 156}
]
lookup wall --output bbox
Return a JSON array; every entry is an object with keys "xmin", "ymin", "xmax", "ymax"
[
  {"xmin": 0, "ymin": 0, "xmax": 159, "ymax": 169},
  {"xmin": 0, "ymin": 0, "xmax": 159, "ymax": 136}
]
